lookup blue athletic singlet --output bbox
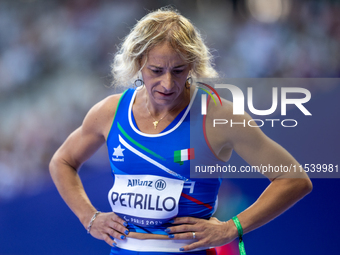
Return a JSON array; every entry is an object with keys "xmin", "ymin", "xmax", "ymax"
[{"xmin": 106, "ymin": 87, "xmax": 222, "ymax": 254}]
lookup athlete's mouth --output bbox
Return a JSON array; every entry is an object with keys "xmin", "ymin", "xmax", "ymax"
[{"xmin": 157, "ymin": 91, "xmax": 174, "ymax": 97}]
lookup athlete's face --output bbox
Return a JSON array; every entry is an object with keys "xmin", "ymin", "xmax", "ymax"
[{"xmin": 140, "ymin": 42, "xmax": 191, "ymax": 106}]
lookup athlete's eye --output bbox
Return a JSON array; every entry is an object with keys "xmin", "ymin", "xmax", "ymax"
[
  {"xmin": 151, "ymin": 69, "xmax": 162, "ymax": 74},
  {"xmin": 173, "ymin": 70, "xmax": 184, "ymax": 74}
]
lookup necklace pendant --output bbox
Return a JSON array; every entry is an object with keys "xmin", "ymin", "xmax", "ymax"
[{"xmin": 153, "ymin": 120, "xmax": 159, "ymax": 129}]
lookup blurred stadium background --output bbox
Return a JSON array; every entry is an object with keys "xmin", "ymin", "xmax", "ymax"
[{"xmin": 0, "ymin": 0, "xmax": 339, "ymax": 254}]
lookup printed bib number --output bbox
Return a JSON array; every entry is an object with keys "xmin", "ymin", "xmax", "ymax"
[{"xmin": 108, "ymin": 175, "xmax": 184, "ymax": 227}]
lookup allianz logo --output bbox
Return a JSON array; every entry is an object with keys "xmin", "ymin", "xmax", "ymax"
[{"xmin": 127, "ymin": 179, "xmax": 166, "ymax": 191}]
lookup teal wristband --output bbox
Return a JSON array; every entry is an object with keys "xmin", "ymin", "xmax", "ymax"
[{"xmin": 232, "ymin": 216, "xmax": 246, "ymax": 255}]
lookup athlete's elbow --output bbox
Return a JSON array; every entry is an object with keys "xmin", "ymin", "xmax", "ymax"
[
  {"xmin": 302, "ymin": 178, "xmax": 313, "ymax": 195},
  {"xmin": 49, "ymin": 153, "xmax": 60, "ymax": 180},
  {"xmin": 49, "ymin": 151, "xmax": 77, "ymax": 180},
  {"xmin": 294, "ymin": 178, "xmax": 313, "ymax": 198}
]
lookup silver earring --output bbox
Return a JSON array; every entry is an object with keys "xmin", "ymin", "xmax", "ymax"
[
  {"xmin": 133, "ymin": 74, "xmax": 144, "ymax": 90},
  {"xmin": 185, "ymin": 76, "xmax": 192, "ymax": 89}
]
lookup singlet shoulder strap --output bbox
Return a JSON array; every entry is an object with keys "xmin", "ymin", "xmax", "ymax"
[{"xmin": 106, "ymin": 89, "xmax": 133, "ymax": 143}]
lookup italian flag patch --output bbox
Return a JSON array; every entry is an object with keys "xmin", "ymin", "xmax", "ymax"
[{"xmin": 174, "ymin": 148, "xmax": 195, "ymax": 165}]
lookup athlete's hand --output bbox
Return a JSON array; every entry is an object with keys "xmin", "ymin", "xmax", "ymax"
[
  {"xmin": 88, "ymin": 212, "xmax": 129, "ymax": 247},
  {"xmin": 165, "ymin": 217, "xmax": 238, "ymax": 251}
]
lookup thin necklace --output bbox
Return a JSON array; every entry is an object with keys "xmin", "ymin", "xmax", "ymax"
[{"xmin": 145, "ymin": 96, "xmax": 172, "ymax": 129}]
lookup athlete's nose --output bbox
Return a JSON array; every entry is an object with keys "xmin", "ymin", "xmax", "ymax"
[{"xmin": 161, "ymin": 71, "xmax": 173, "ymax": 91}]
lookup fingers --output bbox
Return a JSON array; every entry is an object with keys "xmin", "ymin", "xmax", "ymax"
[
  {"xmin": 108, "ymin": 217, "xmax": 129, "ymax": 237},
  {"xmin": 166, "ymin": 218, "xmax": 202, "ymax": 250},
  {"xmin": 166, "ymin": 217, "xmax": 229, "ymax": 251},
  {"xmin": 180, "ymin": 241, "xmax": 207, "ymax": 252},
  {"xmin": 168, "ymin": 230, "xmax": 213, "ymax": 252},
  {"xmin": 168, "ymin": 231, "xmax": 199, "ymax": 240},
  {"xmin": 170, "ymin": 217, "xmax": 200, "ymax": 225},
  {"xmin": 103, "ymin": 234, "xmax": 116, "ymax": 247},
  {"xmin": 165, "ymin": 217, "xmax": 202, "ymax": 235},
  {"xmin": 106, "ymin": 225, "xmax": 127, "ymax": 240},
  {"xmin": 104, "ymin": 214, "xmax": 129, "ymax": 241},
  {"xmin": 166, "ymin": 225, "xmax": 197, "ymax": 237},
  {"xmin": 102, "ymin": 214, "xmax": 129, "ymax": 247},
  {"xmin": 90, "ymin": 212, "xmax": 129, "ymax": 245},
  {"xmin": 111, "ymin": 213, "xmax": 128, "ymax": 228},
  {"xmin": 168, "ymin": 231, "xmax": 209, "ymax": 252}
]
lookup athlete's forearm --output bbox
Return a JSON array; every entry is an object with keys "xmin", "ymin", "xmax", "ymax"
[
  {"xmin": 49, "ymin": 156, "xmax": 97, "ymax": 229},
  {"xmin": 236, "ymin": 177, "xmax": 312, "ymax": 235}
]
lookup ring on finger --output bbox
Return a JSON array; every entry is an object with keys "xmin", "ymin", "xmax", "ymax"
[{"xmin": 192, "ymin": 232, "xmax": 196, "ymax": 239}]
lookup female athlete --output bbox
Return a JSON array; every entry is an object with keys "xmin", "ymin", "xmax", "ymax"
[{"xmin": 49, "ymin": 7, "xmax": 312, "ymax": 255}]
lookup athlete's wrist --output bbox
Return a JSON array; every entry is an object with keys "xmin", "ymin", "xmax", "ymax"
[
  {"xmin": 79, "ymin": 208, "xmax": 99, "ymax": 230},
  {"xmin": 87, "ymin": 211, "xmax": 101, "ymax": 234},
  {"xmin": 224, "ymin": 219, "xmax": 239, "ymax": 243}
]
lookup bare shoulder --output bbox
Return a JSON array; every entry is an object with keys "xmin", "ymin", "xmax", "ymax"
[
  {"xmin": 82, "ymin": 93, "xmax": 123, "ymax": 138},
  {"xmin": 89, "ymin": 93, "xmax": 122, "ymax": 120},
  {"xmin": 205, "ymin": 95, "xmax": 266, "ymax": 148},
  {"xmin": 50, "ymin": 93, "xmax": 125, "ymax": 170}
]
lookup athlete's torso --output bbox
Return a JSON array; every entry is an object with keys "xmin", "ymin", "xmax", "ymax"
[{"xmin": 106, "ymin": 87, "xmax": 222, "ymax": 237}]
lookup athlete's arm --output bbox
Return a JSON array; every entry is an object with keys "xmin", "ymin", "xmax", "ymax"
[
  {"xmin": 49, "ymin": 94, "xmax": 129, "ymax": 247},
  {"xmin": 228, "ymin": 112, "xmax": 313, "ymax": 234},
  {"xmin": 166, "ymin": 101, "xmax": 312, "ymax": 251}
]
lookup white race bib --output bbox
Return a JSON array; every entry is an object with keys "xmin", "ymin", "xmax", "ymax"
[{"xmin": 108, "ymin": 175, "xmax": 184, "ymax": 227}]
